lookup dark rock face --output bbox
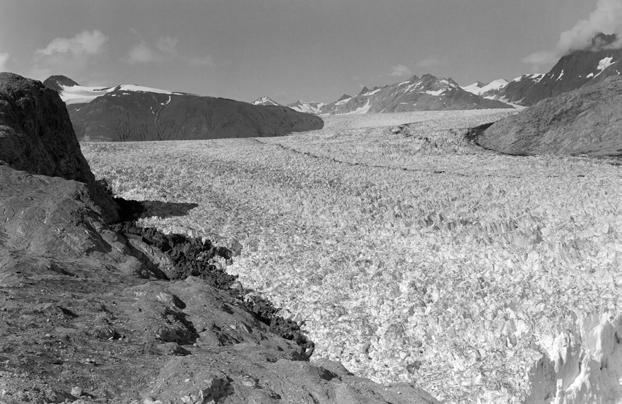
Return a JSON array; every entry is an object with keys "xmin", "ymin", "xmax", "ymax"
[
  {"xmin": 64, "ymin": 88, "xmax": 324, "ymax": 141},
  {"xmin": 478, "ymin": 75, "xmax": 622, "ymax": 157},
  {"xmin": 0, "ymin": 73, "xmax": 93, "ymax": 182},
  {"xmin": 0, "ymin": 73, "xmax": 118, "ymax": 221}
]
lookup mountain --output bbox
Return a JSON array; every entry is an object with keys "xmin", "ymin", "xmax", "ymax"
[
  {"xmin": 476, "ymin": 75, "xmax": 622, "ymax": 157},
  {"xmin": 467, "ymin": 33, "xmax": 621, "ymax": 106},
  {"xmin": 44, "ymin": 77, "xmax": 323, "ymax": 141},
  {"xmin": 462, "ymin": 78, "xmax": 509, "ymax": 99},
  {"xmin": 251, "ymin": 96, "xmax": 281, "ymax": 106},
  {"xmin": 462, "ymin": 79, "xmax": 508, "ymax": 101},
  {"xmin": 287, "ymin": 100, "xmax": 326, "ymax": 115},
  {"xmin": 509, "ymin": 47, "xmax": 621, "ymax": 105},
  {"xmin": 318, "ymin": 74, "xmax": 512, "ymax": 115},
  {"xmin": 42, "ymin": 74, "xmax": 79, "ymax": 92}
]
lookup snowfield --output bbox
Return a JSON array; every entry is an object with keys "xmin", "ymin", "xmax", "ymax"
[{"xmin": 82, "ymin": 110, "xmax": 621, "ymax": 403}]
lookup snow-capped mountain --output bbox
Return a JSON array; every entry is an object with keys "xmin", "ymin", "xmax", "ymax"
[
  {"xmin": 462, "ymin": 79, "xmax": 509, "ymax": 99},
  {"xmin": 44, "ymin": 75, "xmax": 188, "ymax": 105},
  {"xmin": 251, "ymin": 96, "xmax": 281, "ymax": 106},
  {"xmin": 469, "ymin": 33, "xmax": 622, "ymax": 106},
  {"xmin": 43, "ymin": 76, "xmax": 323, "ymax": 141},
  {"xmin": 287, "ymin": 100, "xmax": 326, "ymax": 115},
  {"xmin": 510, "ymin": 47, "xmax": 622, "ymax": 105},
  {"xmin": 318, "ymin": 74, "xmax": 512, "ymax": 115}
]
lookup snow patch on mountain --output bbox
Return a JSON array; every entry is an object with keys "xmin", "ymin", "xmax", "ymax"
[
  {"xmin": 116, "ymin": 84, "xmax": 174, "ymax": 95},
  {"xmin": 335, "ymin": 96, "xmax": 352, "ymax": 106},
  {"xmin": 595, "ymin": 57, "xmax": 616, "ymax": 76},
  {"xmin": 58, "ymin": 83, "xmax": 181, "ymax": 105},
  {"xmin": 252, "ymin": 96, "xmax": 281, "ymax": 106},
  {"xmin": 425, "ymin": 89, "xmax": 445, "ymax": 96},
  {"xmin": 362, "ymin": 88, "xmax": 382, "ymax": 96},
  {"xmin": 463, "ymin": 79, "xmax": 509, "ymax": 96},
  {"xmin": 60, "ymin": 85, "xmax": 116, "ymax": 105}
]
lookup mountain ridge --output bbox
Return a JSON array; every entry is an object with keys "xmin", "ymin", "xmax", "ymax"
[{"xmin": 44, "ymin": 77, "xmax": 324, "ymax": 141}]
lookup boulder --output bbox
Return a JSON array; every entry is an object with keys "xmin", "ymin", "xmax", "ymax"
[{"xmin": 0, "ymin": 72, "xmax": 118, "ymax": 221}]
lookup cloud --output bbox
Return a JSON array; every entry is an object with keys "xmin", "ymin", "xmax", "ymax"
[
  {"xmin": 126, "ymin": 36, "xmax": 215, "ymax": 68},
  {"xmin": 189, "ymin": 55, "xmax": 216, "ymax": 67},
  {"xmin": 416, "ymin": 57, "xmax": 443, "ymax": 69},
  {"xmin": 127, "ymin": 43, "xmax": 160, "ymax": 64},
  {"xmin": 31, "ymin": 30, "xmax": 108, "ymax": 79},
  {"xmin": 0, "ymin": 53, "xmax": 10, "ymax": 71},
  {"xmin": 126, "ymin": 36, "xmax": 179, "ymax": 64},
  {"xmin": 156, "ymin": 36, "xmax": 179, "ymax": 54},
  {"xmin": 35, "ymin": 30, "xmax": 107, "ymax": 57},
  {"xmin": 523, "ymin": 0, "xmax": 622, "ymax": 71},
  {"xmin": 521, "ymin": 50, "xmax": 558, "ymax": 72},
  {"xmin": 558, "ymin": 0, "xmax": 622, "ymax": 53},
  {"xmin": 389, "ymin": 64, "xmax": 412, "ymax": 77}
]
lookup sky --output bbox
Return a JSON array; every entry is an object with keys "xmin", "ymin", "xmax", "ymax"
[{"xmin": 0, "ymin": 0, "xmax": 609, "ymax": 104}]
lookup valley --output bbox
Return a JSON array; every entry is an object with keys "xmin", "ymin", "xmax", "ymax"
[{"xmin": 83, "ymin": 110, "xmax": 622, "ymax": 402}]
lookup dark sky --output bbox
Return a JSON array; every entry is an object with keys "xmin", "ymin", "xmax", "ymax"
[{"xmin": 0, "ymin": 0, "xmax": 603, "ymax": 103}]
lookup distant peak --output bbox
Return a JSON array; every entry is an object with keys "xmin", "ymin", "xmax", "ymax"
[
  {"xmin": 337, "ymin": 94, "xmax": 352, "ymax": 101},
  {"xmin": 251, "ymin": 96, "xmax": 280, "ymax": 106},
  {"xmin": 43, "ymin": 75, "xmax": 79, "ymax": 92}
]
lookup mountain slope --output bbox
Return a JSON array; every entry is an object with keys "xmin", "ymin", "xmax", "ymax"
[
  {"xmin": 287, "ymin": 100, "xmax": 326, "ymax": 114},
  {"xmin": 252, "ymin": 96, "xmax": 281, "ymax": 106},
  {"xmin": 320, "ymin": 74, "xmax": 512, "ymax": 115},
  {"xmin": 493, "ymin": 34, "xmax": 622, "ymax": 105},
  {"xmin": 44, "ymin": 78, "xmax": 323, "ymax": 141},
  {"xmin": 511, "ymin": 48, "xmax": 622, "ymax": 105},
  {"xmin": 477, "ymin": 75, "xmax": 622, "ymax": 157},
  {"xmin": 462, "ymin": 79, "xmax": 509, "ymax": 99}
]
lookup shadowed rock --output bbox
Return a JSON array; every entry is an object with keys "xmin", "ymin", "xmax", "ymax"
[{"xmin": 0, "ymin": 72, "xmax": 118, "ymax": 221}]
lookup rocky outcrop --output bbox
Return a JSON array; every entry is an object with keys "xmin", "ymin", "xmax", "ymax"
[
  {"xmin": 477, "ymin": 75, "xmax": 622, "ymax": 158},
  {"xmin": 0, "ymin": 73, "xmax": 437, "ymax": 403},
  {"xmin": 0, "ymin": 72, "xmax": 118, "ymax": 221},
  {"xmin": 42, "ymin": 74, "xmax": 79, "ymax": 93}
]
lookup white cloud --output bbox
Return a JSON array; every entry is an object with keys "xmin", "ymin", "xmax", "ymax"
[
  {"xmin": 416, "ymin": 57, "xmax": 443, "ymax": 69},
  {"xmin": 31, "ymin": 30, "xmax": 108, "ymax": 80},
  {"xmin": 558, "ymin": 0, "xmax": 622, "ymax": 53},
  {"xmin": 389, "ymin": 64, "xmax": 412, "ymax": 77},
  {"xmin": 36, "ymin": 30, "xmax": 107, "ymax": 57},
  {"xmin": 127, "ymin": 43, "xmax": 160, "ymax": 64},
  {"xmin": 521, "ymin": 50, "xmax": 558, "ymax": 72},
  {"xmin": 156, "ymin": 36, "xmax": 179, "ymax": 54},
  {"xmin": 522, "ymin": 0, "xmax": 622, "ymax": 71},
  {"xmin": 189, "ymin": 55, "xmax": 216, "ymax": 67},
  {"xmin": 126, "ymin": 36, "xmax": 179, "ymax": 64},
  {"xmin": 126, "ymin": 36, "xmax": 215, "ymax": 68},
  {"xmin": 0, "ymin": 53, "xmax": 10, "ymax": 71}
]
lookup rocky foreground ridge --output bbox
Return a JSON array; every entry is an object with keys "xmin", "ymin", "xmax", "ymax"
[
  {"xmin": 0, "ymin": 73, "xmax": 436, "ymax": 403},
  {"xmin": 475, "ymin": 75, "xmax": 622, "ymax": 158}
]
